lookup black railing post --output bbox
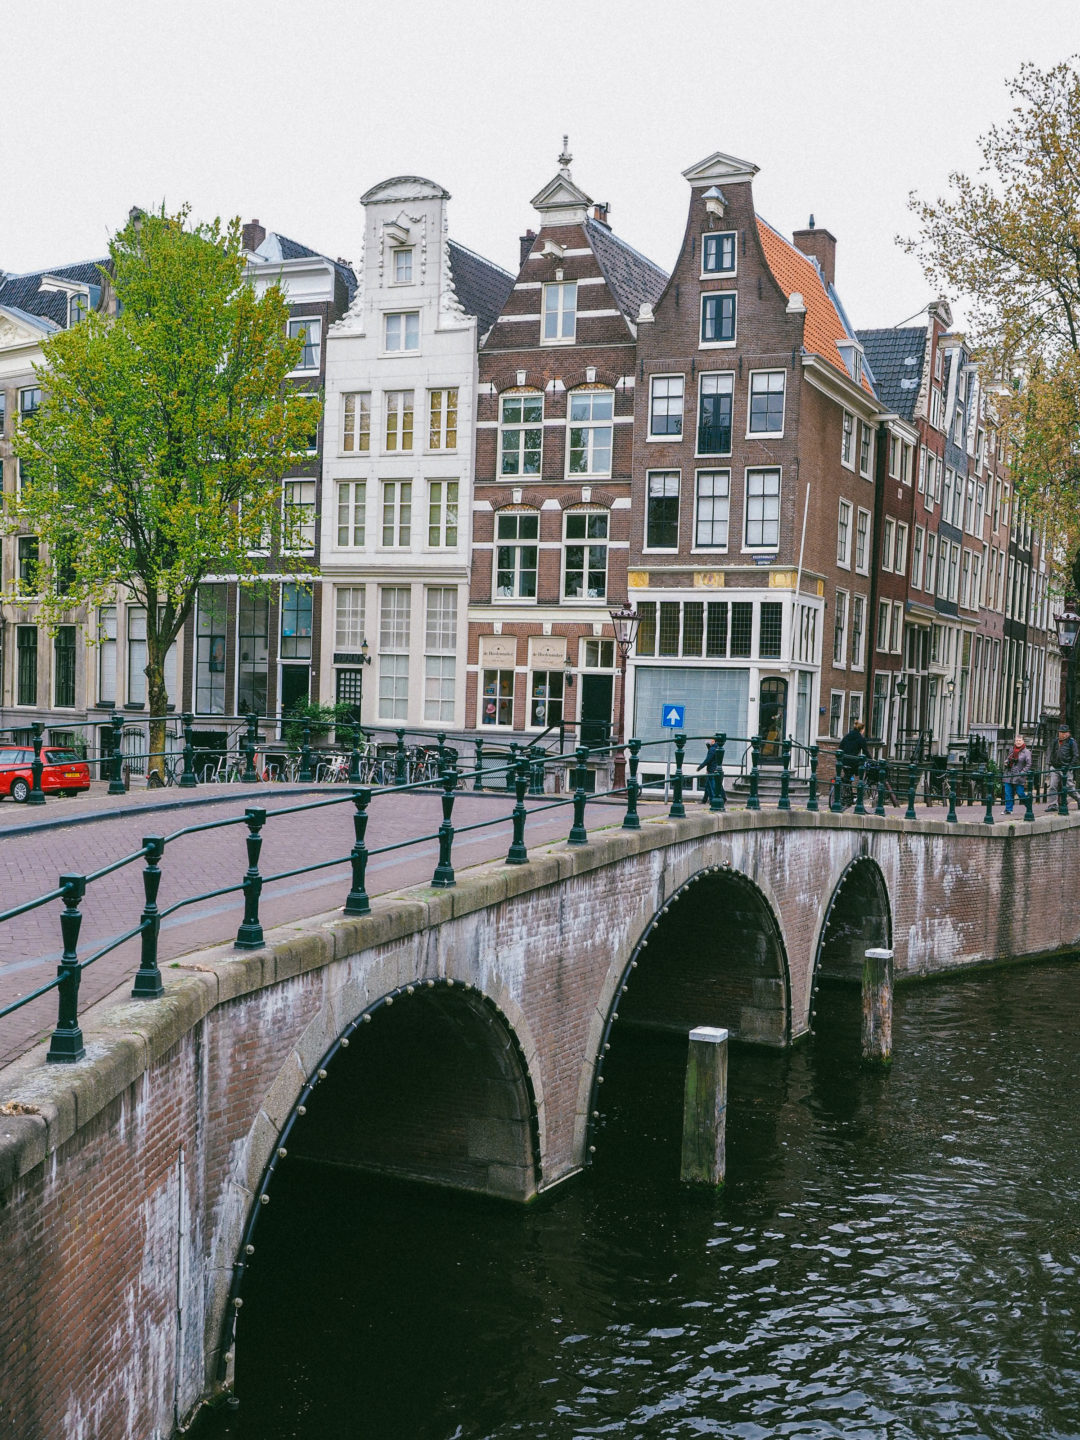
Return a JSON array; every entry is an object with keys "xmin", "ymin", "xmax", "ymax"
[
  {"xmin": 298, "ymin": 722, "xmax": 314, "ymax": 784},
  {"xmin": 669, "ymin": 734, "xmax": 686, "ymax": 819},
  {"xmin": 569, "ymin": 745, "xmax": 589, "ymax": 844},
  {"xmin": 180, "ymin": 711, "xmax": 198, "ymax": 788},
  {"xmin": 108, "ymin": 713, "xmax": 126, "ymax": 795},
  {"xmin": 946, "ymin": 772, "xmax": 958, "ymax": 824},
  {"xmin": 710, "ymin": 732, "xmax": 727, "ymax": 813},
  {"xmin": 807, "ymin": 745, "xmax": 820, "ymax": 812},
  {"xmin": 507, "ymin": 741, "xmax": 520, "ymax": 789},
  {"xmin": 1024, "ymin": 773, "xmax": 1036, "ymax": 823},
  {"xmin": 1058, "ymin": 766, "xmax": 1070, "ymax": 817},
  {"xmin": 778, "ymin": 737, "xmax": 792, "ymax": 811},
  {"xmin": 875, "ymin": 759, "xmax": 887, "ymax": 818},
  {"xmin": 436, "ymin": 731, "xmax": 448, "ymax": 780},
  {"xmin": 395, "ymin": 728, "xmax": 408, "ymax": 786},
  {"xmin": 853, "ymin": 756, "xmax": 867, "ymax": 816},
  {"xmin": 473, "ymin": 736, "xmax": 485, "ymax": 791},
  {"xmin": 242, "ymin": 713, "xmax": 259, "ymax": 784},
  {"xmin": 349, "ymin": 725, "xmax": 362, "ymax": 784},
  {"xmin": 506, "ymin": 757, "xmax": 530, "ymax": 865},
  {"xmin": 528, "ymin": 743, "xmax": 544, "ymax": 795},
  {"xmin": 28, "ymin": 722, "xmax": 46, "ymax": 806},
  {"xmin": 830, "ymin": 752, "xmax": 844, "ymax": 813},
  {"xmin": 235, "ymin": 807, "xmax": 267, "ymax": 949},
  {"xmin": 345, "ymin": 789, "xmax": 372, "ymax": 915},
  {"xmin": 47, "ymin": 874, "xmax": 87, "ymax": 1063},
  {"xmin": 982, "ymin": 767, "xmax": 995, "ymax": 825},
  {"xmin": 132, "ymin": 837, "xmax": 166, "ymax": 997},
  {"xmin": 623, "ymin": 738, "xmax": 642, "ymax": 830},
  {"xmin": 747, "ymin": 735, "xmax": 761, "ymax": 811},
  {"xmin": 905, "ymin": 759, "xmax": 918, "ymax": 821},
  {"xmin": 432, "ymin": 769, "xmax": 458, "ymax": 887}
]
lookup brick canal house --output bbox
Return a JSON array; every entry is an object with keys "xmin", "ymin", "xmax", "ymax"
[
  {"xmin": 316, "ymin": 177, "xmax": 512, "ymax": 737},
  {"xmin": 466, "ymin": 147, "xmax": 666, "ymax": 776},
  {"xmin": 625, "ymin": 151, "xmax": 885, "ymax": 788}
]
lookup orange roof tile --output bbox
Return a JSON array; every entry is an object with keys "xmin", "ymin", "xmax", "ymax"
[{"xmin": 755, "ymin": 217, "xmax": 875, "ymax": 395}]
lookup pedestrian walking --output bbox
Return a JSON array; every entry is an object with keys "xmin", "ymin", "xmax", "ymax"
[
  {"xmin": 1047, "ymin": 725, "xmax": 1080, "ymax": 810},
  {"xmin": 1002, "ymin": 735, "xmax": 1031, "ymax": 814},
  {"xmin": 697, "ymin": 737, "xmax": 723, "ymax": 804}
]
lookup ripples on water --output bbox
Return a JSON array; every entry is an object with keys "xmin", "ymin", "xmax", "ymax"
[{"xmin": 208, "ymin": 963, "xmax": 1080, "ymax": 1439}]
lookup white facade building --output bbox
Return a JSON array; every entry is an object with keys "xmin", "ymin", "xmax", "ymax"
[{"xmin": 320, "ymin": 176, "xmax": 512, "ymax": 731}]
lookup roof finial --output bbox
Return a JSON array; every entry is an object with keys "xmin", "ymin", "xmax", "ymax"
[
  {"xmin": 558, "ymin": 134, "xmax": 572, "ymax": 175},
  {"xmin": 808, "ymin": 214, "xmax": 815, "ymax": 229}
]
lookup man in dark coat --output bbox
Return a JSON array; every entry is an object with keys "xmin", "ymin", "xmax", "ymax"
[
  {"xmin": 1047, "ymin": 725, "xmax": 1080, "ymax": 810},
  {"xmin": 697, "ymin": 738, "xmax": 723, "ymax": 804},
  {"xmin": 836, "ymin": 720, "xmax": 868, "ymax": 806}
]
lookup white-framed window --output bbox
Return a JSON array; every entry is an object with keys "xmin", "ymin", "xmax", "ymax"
[
  {"xmin": 930, "ymin": 386, "xmax": 943, "ymax": 429},
  {"xmin": 563, "ymin": 509, "xmax": 608, "ymax": 601},
  {"xmin": 912, "ymin": 525, "xmax": 925, "ymax": 590},
  {"xmin": 499, "ymin": 392, "xmax": 542, "ymax": 475},
  {"xmin": 748, "ymin": 370, "xmax": 785, "ymax": 436},
  {"xmin": 744, "ymin": 467, "xmax": 780, "ymax": 550},
  {"xmin": 384, "ymin": 390, "xmax": 414, "ymax": 451},
  {"xmin": 918, "ymin": 445, "xmax": 927, "ymax": 493},
  {"xmin": 891, "ymin": 601, "xmax": 904, "ymax": 654},
  {"xmin": 428, "ymin": 388, "xmax": 458, "ymax": 451},
  {"xmin": 127, "ymin": 606, "xmax": 147, "ymax": 705},
  {"xmin": 894, "ymin": 522, "xmax": 909, "ymax": 576},
  {"xmin": 876, "ymin": 599, "xmax": 890, "ymax": 651},
  {"xmin": 336, "ymin": 480, "xmax": 366, "ymax": 547},
  {"xmin": 378, "ymin": 586, "xmax": 411, "ymax": 720},
  {"xmin": 855, "ymin": 507, "xmax": 870, "ymax": 574},
  {"xmin": 858, "ymin": 421, "xmax": 872, "ymax": 478},
  {"xmin": 283, "ymin": 479, "xmax": 316, "ymax": 552},
  {"xmin": 698, "ymin": 372, "xmax": 734, "ymax": 455},
  {"xmin": 849, "ymin": 691, "xmax": 863, "ymax": 728},
  {"xmin": 841, "ymin": 410, "xmax": 855, "ymax": 469},
  {"xmin": 427, "ymin": 479, "xmax": 458, "ymax": 548},
  {"xmin": 947, "ymin": 542, "xmax": 960, "ymax": 603},
  {"xmin": 924, "ymin": 533, "xmax": 937, "ymax": 594},
  {"xmin": 342, "ymin": 392, "xmax": 370, "ymax": 453},
  {"xmin": 384, "ymin": 311, "xmax": 419, "ymax": 352},
  {"xmin": 481, "ymin": 668, "xmax": 514, "ymax": 727},
  {"xmin": 18, "ymin": 386, "xmax": 41, "ymax": 419},
  {"xmin": 902, "ymin": 442, "xmax": 914, "ymax": 486},
  {"xmin": 530, "ymin": 670, "xmax": 564, "ymax": 728},
  {"xmin": 829, "ymin": 691, "xmax": 844, "ymax": 740},
  {"xmin": 881, "ymin": 517, "xmax": 895, "ymax": 572},
  {"xmin": 889, "ymin": 434, "xmax": 901, "ymax": 478},
  {"xmin": 381, "ymin": 479, "xmax": 412, "ymax": 547},
  {"xmin": 851, "ymin": 595, "xmax": 866, "ymax": 670},
  {"xmin": 335, "ymin": 586, "xmax": 366, "ymax": 649},
  {"xmin": 567, "ymin": 389, "xmax": 613, "ymax": 476},
  {"xmin": 645, "ymin": 471, "xmax": 680, "ymax": 551},
  {"xmin": 542, "ymin": 281, "xmax": 576, "ymax": 343},
  {"xmin": 288, "ymin": 317, "xmax": 321, "ymax": 371},
  {"xmin": 392, "ymin": 247, "xmax": 413, "ymax": 284},
  {"xmin": 837, "ymin": 499, "xmax": 852, "ymax": 568},
  {"xmin": 833, "ymin": 588, "xmax": 849, "ymax": 667},
  {"xmin": 296, "ymin": 392, "xmax": 319, "ymax": 453},
  {"xmin": 700, "ymin": 291, "xmax": 736, "ymax": 345},
  {"xmin": 98, "ymin": 605, "xmax": 117, "ymax": 705},
  {"xmin": 424, "ymin": 586, "xmax": 457, "ymax": 722},
  {"xmin": 495, "ymin": 510, "xmax": 539, "ymax": 599},
  {"xmin": 694, "ymin": 470, "xmax": 730, "ymax": 550},
  {"xmin": 702, "ymin": 230, "xmax": 736, "ymax": 275},
  {"xmin": 649, "ymin": 375, "xmax": 684, "ymax": 437}
]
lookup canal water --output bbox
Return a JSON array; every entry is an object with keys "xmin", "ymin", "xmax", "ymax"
[{"xmin": 203, "ymin": 960, "xmax": 1080, "ymax": 1439}]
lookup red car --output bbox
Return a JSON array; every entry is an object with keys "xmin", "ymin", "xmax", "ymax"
[{"xmin": 0, "ymin": 745, "xmax": 92, "ymax": 801}]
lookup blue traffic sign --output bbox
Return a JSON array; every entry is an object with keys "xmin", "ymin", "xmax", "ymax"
[{"xmin": 661, "ymin": 703, "xmax": 685, "ymax": 730}]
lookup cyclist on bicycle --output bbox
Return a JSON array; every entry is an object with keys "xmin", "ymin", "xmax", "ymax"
[{"xmin": 837, "ymin": 721, "xmax": 869, "ymax": 807}]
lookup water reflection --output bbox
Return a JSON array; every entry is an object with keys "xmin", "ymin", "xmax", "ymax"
[{"xmin": 204, "ymin": 961, "xmax": 1080, "ymax": 1440}]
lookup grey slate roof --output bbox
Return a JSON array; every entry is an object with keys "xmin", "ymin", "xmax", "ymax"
[
  {"xmin": 262, "ymin": 232, "xmax": 358, "ymax": 303},
  {"xmin": 585, "ymin": 217, "xmax": 668, "ymax": 321},
  {"xmin": 447, "ymin": 240, "xmax": 515, "ymax": 336},
  {"xmin": 856, "ymin": 327, "xmax": 927, "ymax": 422},
  {"xmin": 0, "ymin": 260, "xmax": 108, "ymax": 330}
]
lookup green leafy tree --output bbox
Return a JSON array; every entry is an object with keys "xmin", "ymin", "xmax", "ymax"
[
  {"xmin": 9, "ymin": 206, "xmax": 319, "ymax": 780},
  {"xmin": 903, "ymin": 58, "xmax": 1080, "ymax": 576}
]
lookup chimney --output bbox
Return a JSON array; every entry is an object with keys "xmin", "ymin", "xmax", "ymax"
[
  {"xmin": 592, "ymin": 202, "xmax": 610, "ymax": 227},
  {"xmin": 792, "ymin": 216, "xmax": 837, "ymax": 289},
  {"xmin": 520, "ymin": 228, "xmax": 537, "ymax": 267},
  {"xmin": 243, "ymin": 218, "xmax": 266, "ymax": 253}
]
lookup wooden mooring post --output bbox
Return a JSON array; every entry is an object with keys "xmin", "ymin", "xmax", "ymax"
[{"xmin": 680, "ymin": 1026, "xmax": 728, "ymax": 1186}]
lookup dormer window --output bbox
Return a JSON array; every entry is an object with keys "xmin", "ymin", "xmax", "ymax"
[
  {"xmin": 68, "ymin": 291, "xmax": 89, "ymax": 325},
  {"xmin": 837, "ymin": 341, "xmax": 864, "ymax": 385},
  {"xmin": 392, "ymin": 248, "xmax": 413, "ymax": 284}
]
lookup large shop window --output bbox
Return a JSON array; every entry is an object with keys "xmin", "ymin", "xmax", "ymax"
[{"xmin": 632, "ymin": 665, "xmax": 749, "ymax": 746}]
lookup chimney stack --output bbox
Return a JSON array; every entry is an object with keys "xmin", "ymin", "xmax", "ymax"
[
  {"xmin": 520, "ymin": 228, "xmax": 537, "ymax": 267},
  {"xmin": 792, "ymin": 217, "xmax": 837, "ymax": 289},
  {"xmin": 243, "ymin": 218, "xmax": 266, "ymax": 253},
  {"xmin": 592, "ymin": 203, "xmax": 610, "ymax": 227}
]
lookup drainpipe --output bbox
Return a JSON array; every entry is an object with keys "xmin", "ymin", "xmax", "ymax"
[{"xmin": 866, "ymin": 419, "xmax": 889, "ymax": 743}]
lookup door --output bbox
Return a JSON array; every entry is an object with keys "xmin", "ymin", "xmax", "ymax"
[
  {"xmin": 281, "ymin": 664, "xmax": 310, "ymax": 717},
  {"xmin": 579, "ymin": 674, "xmax": 613, "ymax": 750},
  {"xmin": 758, "ymin": 677, "xmax": 787, "ymax": 761}
]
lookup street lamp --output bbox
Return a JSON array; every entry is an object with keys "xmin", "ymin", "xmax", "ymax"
[
  {"xmin": 1055, "ymin": 605, "xmax": 1080, "ymax": 734},
  {"xmin": 608, "ymin": 604, "xmax": 640, "ymax": 786}
]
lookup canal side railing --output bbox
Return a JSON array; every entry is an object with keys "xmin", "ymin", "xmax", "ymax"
[{"xmin": 2, "ymin": 727, "xmax": 1077, "ymax": 1068}]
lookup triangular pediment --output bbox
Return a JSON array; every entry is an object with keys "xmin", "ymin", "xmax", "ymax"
[
  {"xmin": 682, "ymin": 151, "xmax": 759, "ymax": 187},
  {"xmin": 0, "ymin": 305, "xmax": 56, "ymax": 349},
  {"xmin": 530, "ymin": 172, "xmax": 593, "ymax": 217}
]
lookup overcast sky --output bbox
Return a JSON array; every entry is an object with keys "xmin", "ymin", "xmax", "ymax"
[{"xmin": 4, "ymin": 1, "xmax": 1079, "ymax": 332}]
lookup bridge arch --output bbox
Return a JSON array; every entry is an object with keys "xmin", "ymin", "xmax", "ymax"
[
  {"xmin": 809, "ymin": 854, "xmax": 892, "ymax": 1027},
  {"xmin": 584, "ymin": 863, "xmax": 791, "ymax": 1155},
  {"xmin": 219, "ymin": 978, "xmax": 541, "ymax": 1379}
]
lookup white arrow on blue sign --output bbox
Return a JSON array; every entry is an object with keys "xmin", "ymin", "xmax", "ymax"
[{"xmin": 661, "ymin": 703, "xmax": 685, "ymax": 730}]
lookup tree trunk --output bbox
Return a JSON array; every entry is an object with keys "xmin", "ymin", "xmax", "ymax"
[{"xmin": 146, "ymin": 665, "xmax": 170, "ymax": 787}]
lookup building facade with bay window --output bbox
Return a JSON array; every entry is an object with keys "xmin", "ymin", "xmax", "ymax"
[{"xmin": 319, "ymin": 176, "xmax": 513, "ymax": 732}]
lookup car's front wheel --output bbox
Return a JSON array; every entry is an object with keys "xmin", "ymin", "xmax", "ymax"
[{"xmin": 10, "ymin": 777, "xmax": 31, "ymax": 803}]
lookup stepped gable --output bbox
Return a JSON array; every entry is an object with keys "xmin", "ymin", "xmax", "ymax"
[
  {"xmin": 856, "ymin": 327, "xmax": 926, "ymax": 422},
  {"xmin": 756, "ymin": 217, "xmax": 874, "ymax": 393},
  {"xmin": 447, "ymin": 240, "xmax": 514, "ymax": 336},
  {"xmin": 584, "ymin": 217, "xmax": 668, "ymax": 321}
]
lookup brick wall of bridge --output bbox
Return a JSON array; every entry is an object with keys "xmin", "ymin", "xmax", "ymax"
[{"xmin": 1, "ymin": 809, "xmax": 1078, "ymax": 1437}]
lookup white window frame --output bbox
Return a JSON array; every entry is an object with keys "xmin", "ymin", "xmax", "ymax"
[
  {"xmin": 701, "ymin": 230, "xmax": 737, "ymax": 277},
  {"xmin": 342, "ymin": 392, "xmax": 370, "ymax": 454},
  {"xmin": 384, "ymin": 389, "xmax": 414, "ymax": 452},
  {"xmin": 876, "ymin": 599, "xmax": 891, "ymax": 651},
  {"xmin": 743, "ymin": 467, "xmax": 781, "ymax": 552},
  {"xmin": 699, "ymin": 291, "xmax": 737, "ymax": 347},
  {"xmin": 841, "ymin": 410, "xmax": 855, "ymax": 469},
  {"xmin": 335, "ymin": 586, "xmax": 366, "ymax": 649},
  {"xmin": 881, "ymin": 516, "xmax": 895, "ymax": 572},
  {"xmin": 851, "ymin": 594, "xmax": 866, "ymax": 671},
  {"xmin": 287, "ymin": 317, "xmax": 321, "ymax": 372},
  {"xmin": 644, "ymin": 471, "xmax": 680, "ymax": 553},
  {"xmin": 836, "ymin": 498, "xmax": 852, "ymax": 569},
  {"xmin": 377, "ymin": 586, "xmax": 411, "ymax": 721},
  {"xmin": 336, "ymin": 480, "xmax": 366, "ymax": 548},
  {"xmin": 693, "ymin": 469, "xmax": 730, "ymax": 552},
  {"xmin": 499, "ymin": 391, "xmax": 543, "ymax": 476},
  {"xmin": 427, "ymin": 387, "xmax": 458, "ymax": 452},
  {"xmin": 562, "ymin": 508, "xmax": 609, "ymax": 602},
  {"xmin": 855, "ymin": 507, "xmax": 871, "ymax": 575},
  {"xmin": 494, "ymin": 509, "xmax": 540, "ymax": 600},
  {"xmin": 383, "ymin": 311, "xmax": 420, "ymax": 353},
  {"xmin": 891, "ymin": 601, "xmax": 904, "ymax": 655},
  {"xmin": 423, "ymin": 586, "xmax": 457, "ymax": 722},
  {"xmin": 566, "ymin": 389, "xmax": 614, "ymax": 478},
  {"xmin": 912, "ymin": 525, "xmax": 925, "ymax": 591},
  {"xmin": 282, "ymin": 479, "xmax": 316, "ymax": 553},
  {"xmin": 833, "ymin": 588, "xmax": 849, "ymax": 668},
  {"xmin": 541, "ymin": 281, "xmax": 576, "ymax": 344},
  {"xmin": 427, "ymin": 479, "xmax": 459, "ymax": 549},
  {"xmin": 746, "ymin": 369, "xmax": 785, "ymax": 438},
  {"xmin": 391, "ymin": 247, "xmax": 414, "ymax": 285},
  {"xmin": 894, "ymin": 522, "xmax": 909, "ymax": 577},
  {"xmin": 858, "ymin": 421, "xmax": 873, "ymax": 479},
  {"xmin": 648, "ymin": 374, "xmax": 684, "ymax": 439}
]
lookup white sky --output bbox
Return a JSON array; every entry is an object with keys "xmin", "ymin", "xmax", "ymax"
[{"xmin": 4, "ymin": 0, "xmax": 1080, "ymax": 332}]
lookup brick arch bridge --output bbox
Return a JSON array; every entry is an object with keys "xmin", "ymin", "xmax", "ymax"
[{"xmin": 0, "ymin": 809, "xmax": 1076, "ymax": 1438}]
